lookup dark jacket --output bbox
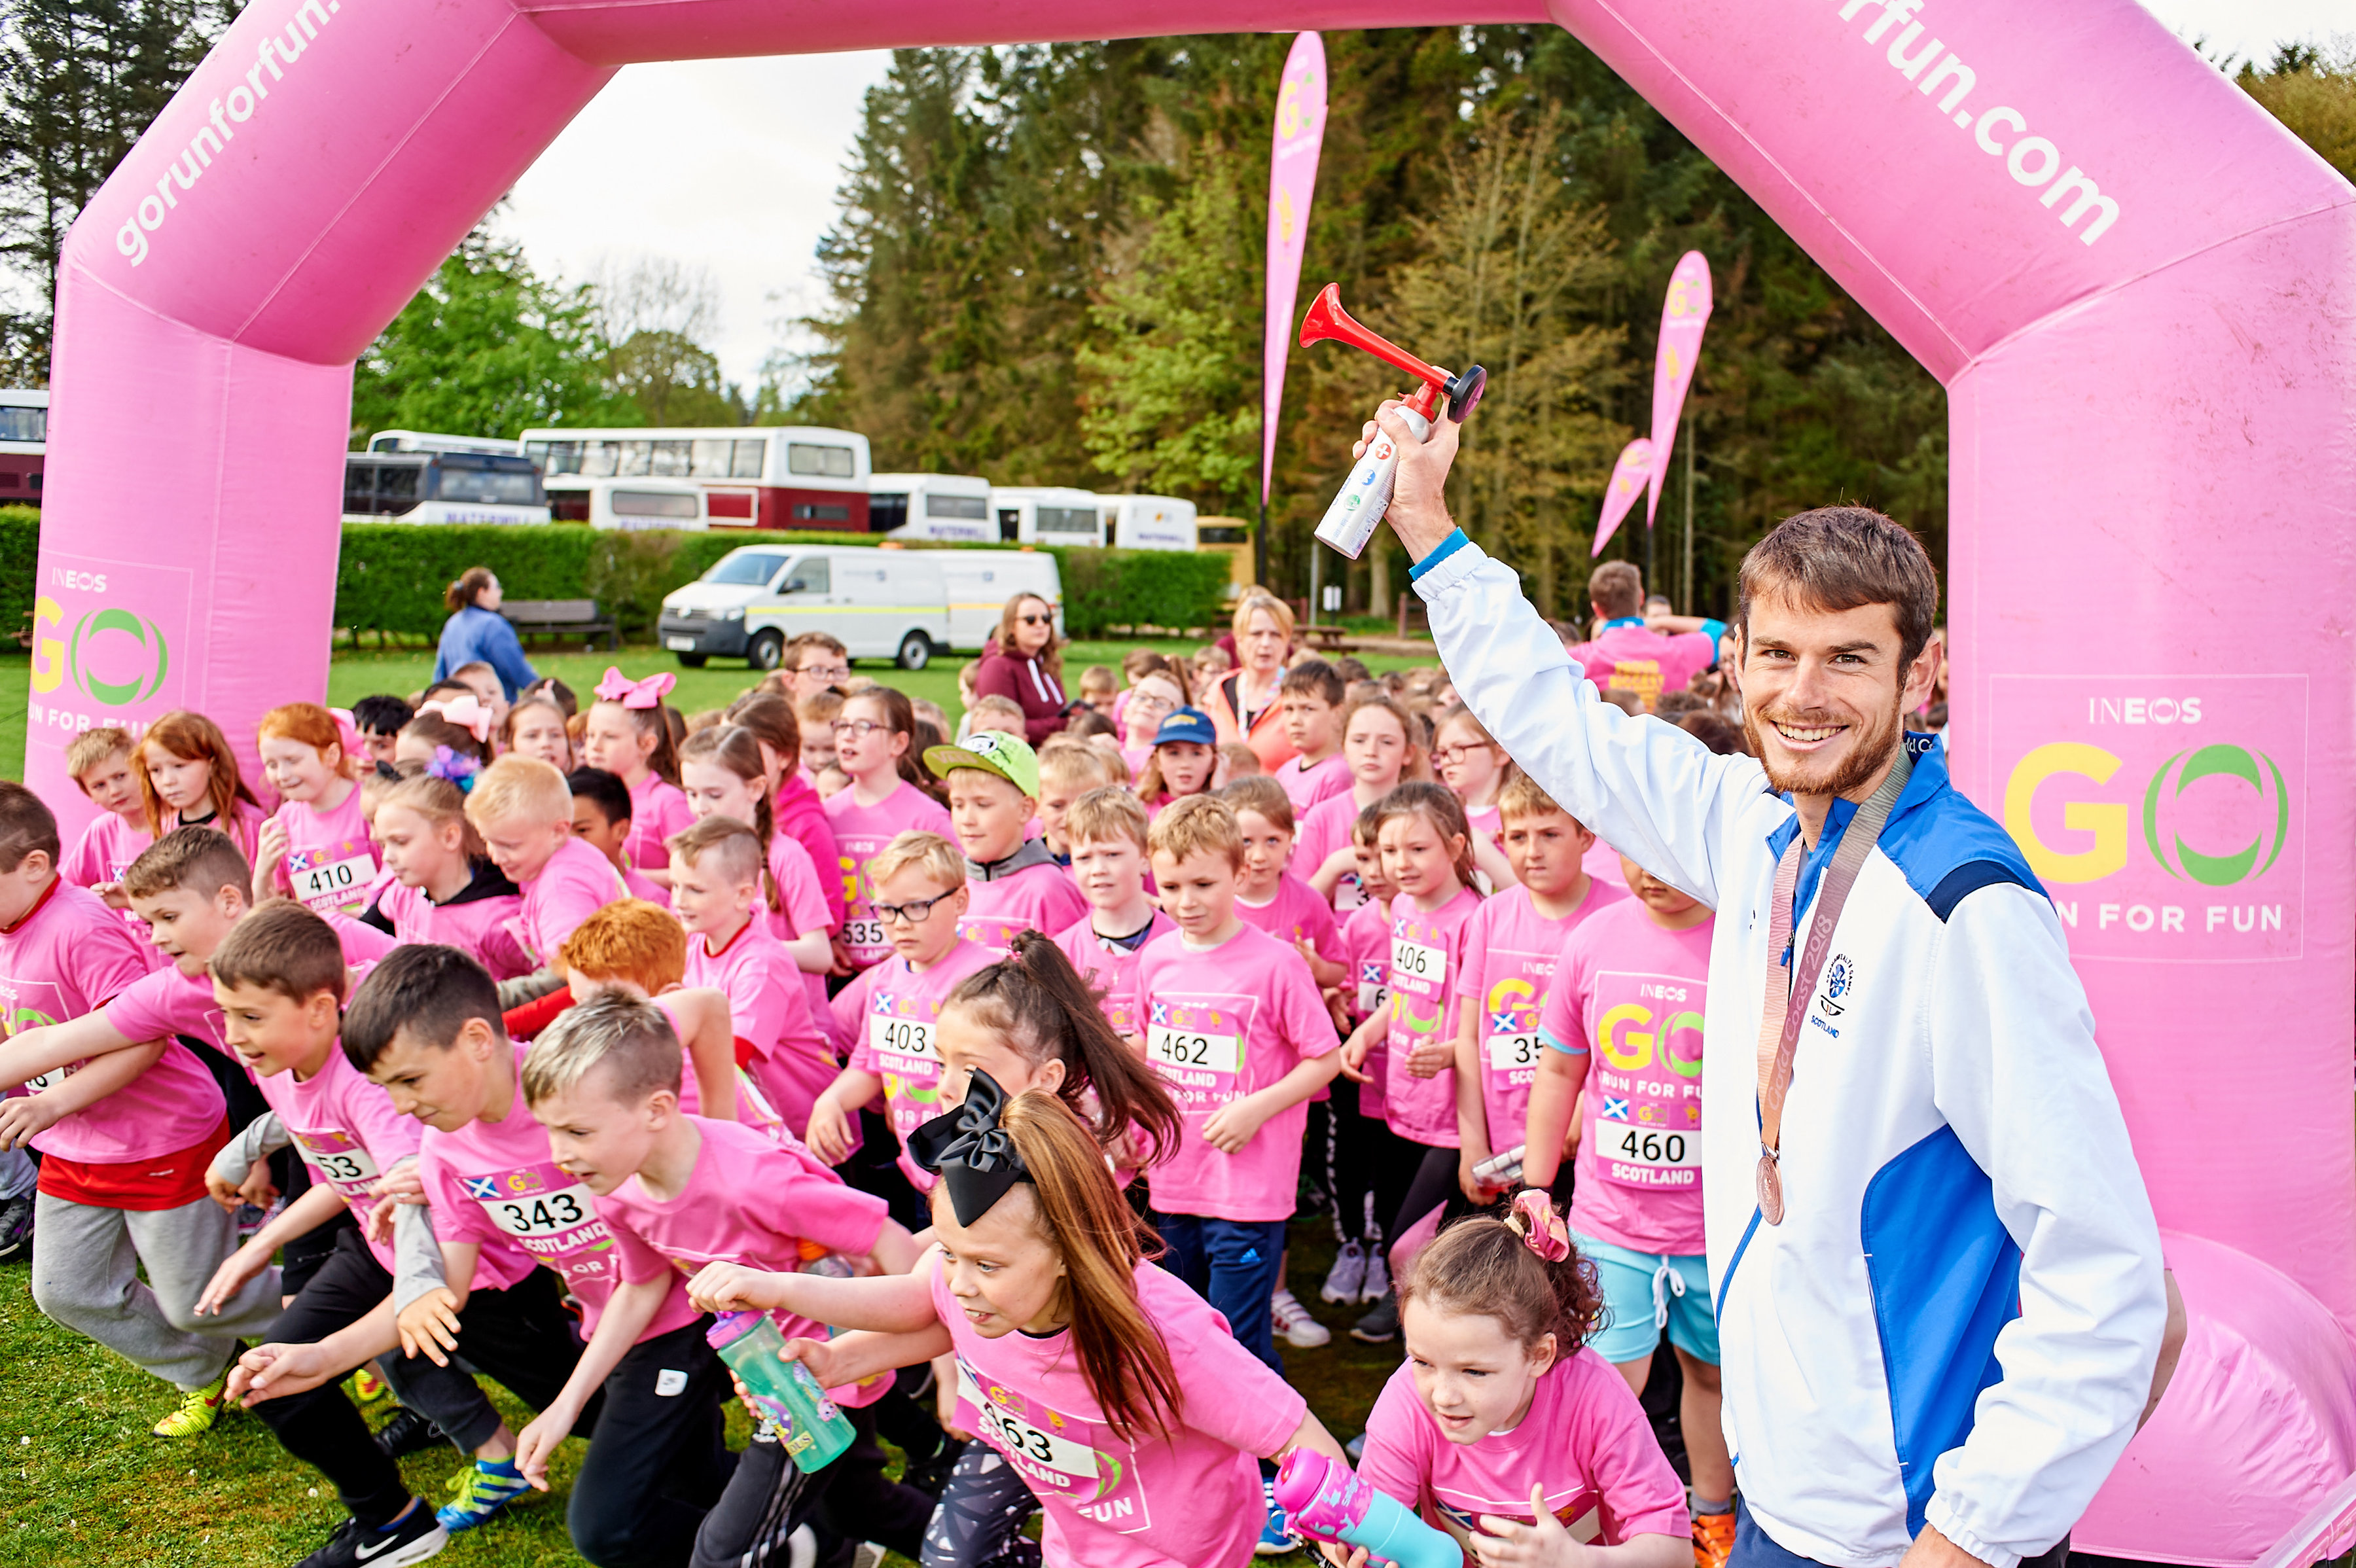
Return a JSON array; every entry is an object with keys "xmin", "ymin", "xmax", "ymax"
[{"xmin": 973, "ymin": 641, "xmax": 1069, "ymax": 744}]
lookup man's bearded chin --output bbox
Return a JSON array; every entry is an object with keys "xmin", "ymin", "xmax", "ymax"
[{"xmin": 1744, "ymin": 686, "xmax": 1906, "ymax": 798}]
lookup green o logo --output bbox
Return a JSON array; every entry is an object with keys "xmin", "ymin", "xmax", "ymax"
[
  {"xmin": 2142, "ymin": 743, "xmax": 2289, "ymax": 887},
  {"xmin": 69, "ymin": 606, "xmax": 170, "ymax": 707}
]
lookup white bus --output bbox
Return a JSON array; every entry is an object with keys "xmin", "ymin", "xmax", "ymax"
[
  {"xmin": 1099, "ymin": 494, "xmax": 1198, "ymax": 551},
  {"xmin": 541, "ymin": 477, "xmax": 745, "ymax": 531},
  {"xmin": 0, "ymin": 389, "xmax": 45, "ymax": 506},
  {"xmin": 868, "ymin": 473, "xmax": 994, "ymax": 543},
  {"xmin": 519, "ymin": 425, "xmax": 872, "ymax": 531},
  {"xmin": 342, "ymin": 450, "xmax": 550, "ymax": 524},
  {"xmin": 366, "ymin": 430, "xmax": 524, "ymax": 457},
  {"xmin": 991, "ymin": 486, "xmax": 1109, "ymax": 547}
]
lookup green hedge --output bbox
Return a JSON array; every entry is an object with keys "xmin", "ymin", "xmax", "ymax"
[{"xmin": 0, "ymin": 513, "xmax": 1234, "ymax": 647}]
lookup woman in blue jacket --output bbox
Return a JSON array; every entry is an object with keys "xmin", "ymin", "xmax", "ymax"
[{"xmin": 433, "ymin": 566, "xmax": 538, "ymax": 699}]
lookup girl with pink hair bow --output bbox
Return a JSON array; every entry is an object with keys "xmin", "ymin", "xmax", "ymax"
[{"xmin": 582, "ymin": 666, "xmax": 691, "ymax": 888}]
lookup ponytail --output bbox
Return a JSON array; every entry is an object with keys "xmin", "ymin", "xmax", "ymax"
[
  {"xmin": 997, "ymin": 1092, "xmax": 1182, "ymax": 1438},
  {"xmin": 1370, "ymin": 780, "xmax": 1481, "ymax": 897},
  {"xmin": 945, "ymin": 933, "xmax": 1181, "ymax": 1169},
  {"xmin": 1400, "ymin": 1205, "xmax": 1605, "ymax": 1360}
]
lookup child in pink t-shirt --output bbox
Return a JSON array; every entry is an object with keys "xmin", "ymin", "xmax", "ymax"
[
  {"xmin": 1326, "ymin": 815, "xmax": 1406, "ymax": 1308},
  {"xmin": 254, "ymin": 702, "xmax": 381, "ymax": 918},
  {"xmin": 669, "ymin": 817, "xmax": 835, "ymax": 1138},
  {"xmin": 810, "ymin": 830, "xmax": 999, "ymax": 1192},
  {"xmin": 465, "ymin": 755, "xmax": 625, "ymax": 977},
  {"xmin": 1433, "ymin": 704, "xmax": 1525, "ymax": 892},
  {"xmin": 515, "ymin": 993, "xmax": 929, "ymax": 1565},
  {"xmin": 362, "ymin": 774, "xmax": 534, "ymax": 980},
  {"xmin": 1299, "ymin": 692, "xmax": 1423, "ymax": 915},
  {"xmin": 928, "ymin": 730, "xmax": 1088, "ymax": 949},
  {"xmin": 822, "ymin": 687, "xmax": 952, "ymax": 969},
  {"xmin": 1358, "ymin": 1202, "xmax": 1690, "ymax": 1565},
  {"xmin": 1221, "ymin": 776, "xmax": 1349, "ymax": 988},
  {"xmin": 1274, "ymin": 660, "xmax": 1351, "ymax": 817},
  {"xmin": 137, "ymin": 709, "xmax": 270, "ymax": 864},
  {"xmin": 1524, "ymin": 851, "xmax": 1731, "ymax": 1544},
  {"xmin": 679, "ymin": 724, "xmax": 835, "ymax": 1016},
  {"xmin": 681, "ymin": 1077, "xmax": 1350, "ymax": 1568},
  {"xmin": 567, "ymin": 764, "xmax": 669, "ymax": 904},
  {"xmin": 58, "ymin": 727, "xmax": 155, "ymax": 937},
  {"xmin": 1340, "ymin": 783, "xmax": 1484, "ymax": 1344},
  {"xmin": 1450, "ymin": 775, "xmax": 1627, "ymax": 1203},
  {"xmin": 1052, "ymin": 787, "xmax": 1172, "ymax": 1039},
  {"xmin": 580, "ymin": 668, "xmax": 693, "ymax": 886},
  {"xmin": 1132, "ymin": 796, "xmax": 1340, "ymax": 1377}
]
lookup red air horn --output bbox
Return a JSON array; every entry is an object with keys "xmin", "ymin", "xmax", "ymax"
[{"xmin": 1298, "ymin": 285, "xmax": 1484, "ymax": 558}]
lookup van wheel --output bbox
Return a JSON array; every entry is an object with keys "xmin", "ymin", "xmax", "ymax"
[
  {"xmin": 895, "ymin": 631, "xmax": 933, "ymax": 671},
  {"xmin": 747, "ymin": 630, "xmax": 784, "ymax": 671},
  {"xmin": 675, "ymin": 652, "xmax": 709, "ymax": 669}
]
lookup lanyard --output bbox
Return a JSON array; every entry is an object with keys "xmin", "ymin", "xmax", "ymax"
[{"xmin": 1753, "ymin": 745, "xmax": 1914, "ymax": 1226}]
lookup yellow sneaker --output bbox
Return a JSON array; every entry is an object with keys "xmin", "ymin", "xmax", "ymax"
[
  {"xmin": 1693, "ymin": 1508, "xmax": 1736, "ymax": 1568},
  {"xmin": 152, "ymin": 1374, "xmax": 227, "ymax": 1438},
  {"xmin": 351, "ymin": 1366, "xmax": 390, "ymax": 1404}
]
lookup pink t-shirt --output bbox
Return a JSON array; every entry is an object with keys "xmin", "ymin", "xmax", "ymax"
[
  {"xmin": 834, "ymin": 938, "xmax": 1002, "ymax": 1188},
  {"xmin": 684, "ymin": 921, "xmax": 834, "ymax": 1138},
  {"xmin": 1583, "ymin": 834, "xmax": 1628, "ymax": 889},
  {"xmin": 823, "ymin": 781, "xmax": 952, "ymax": 968},
  {"xmin": 104, "ymin": 917, "xmax": 393, "ymax": 1055},
  {"xmin": 1382, "ymin": 885, "xmax": 1482, "ymax": 1147},
  {"xmin": 515, "ymin": 835, "xmax": 626, "ymax": 969},
  {"xmin": 166, "ymin": 798, "xmax": 270, "ymax": 864},
  {"xmin": 1129, "ymin": 925, "xmax": 1334, "ymax": 1222},
  {"xmin": 1541, "ymin": 899, "xmax": 1711, "ymax": 1256},
  {"xmin": 940, "ymin": 1256, "xmax": 1306, "ymax": 1568},
  {"xmin": 774, "ymin": 774, "xmax": 847, "ymax": 931},
  {"xmin": 1568, "ymin": 622, "xmax": 1722, "ymax": 708},
  {"xmin": 255, "ymin": 1044, "xmax": 421, "ymax": 1270},
  {"xmin": 1342, "ymin": 899, "xmax": 1394, "ymax": 1121},
  {"xmin": 1295, "ymin": 789, "xmax": 1375, "ymax": 914},
  {"xmin": 1359, "ymin": 1349, "xmax": 1691, "ymax": 1544},
  {"xmin": 958, "ymin": 857, "xmax": 1088, "ymax": 950},
  {"xmin": 1052, "ymin": 909, "xmax": 1173, "ymax": 1039},
  {"xmin": 1450, "ymin": 880, "xmax": 1629, "ymax": 1156},
  {"xmin": 598, "ymin": 1115, "xmax": 893, "ymax": 1405},
  {"xmin": 61, "ymin": 811, "xmax": 158, "ymax": 946},
  {"xmin": 1234, "ymin": 874, "xmax": 1346, "ymax": 969},
  {"xmin": 622, "ymin": 772, "xmax": 696, "ymax": 872},
  {"xmin": 418, "ymin": 1045, "xmax": 701, "ymax": 1338},
  {"xmin": 273, "ymin": 783, "xmax": 380, "ymax": 917},
  {"xmin": 0, "ymin": 880, "xmax": 224, "ymax": 1167},
  {"xmin": 759, "ymin": 832, "xmax": 834, "ymax": 1018},
  {"xmin": 372, "ymin": 872, "xmax": 534, "ymax": 980},
  {"xmin": 1275, "ymin": 752, "xmax": 1350, "ymax": 816},
  {"xmin": 622, "ymin": 866, "xmax": 667, "ymax": 904}
]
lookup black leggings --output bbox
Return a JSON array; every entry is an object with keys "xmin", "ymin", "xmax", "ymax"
[
  {"xmin": 921, "ymin": 1442, "xmax": 1041, "ymax": 1568},
  {"xmin": 1373, "ymin": 1139, "xmax": 1481, "ymax": 1264},
  {"xmin": 693, "ymin": 1401, "xmax": 935, "ymax": 1567}
]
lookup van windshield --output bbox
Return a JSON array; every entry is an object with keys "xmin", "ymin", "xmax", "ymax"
[{"xmin": 706, "ymin": 552, "xmax": 789, "ymax": 586}]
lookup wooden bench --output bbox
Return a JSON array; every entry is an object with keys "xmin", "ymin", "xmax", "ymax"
[
  {"xmin": 1300, "ymin": 624, "xmax": 1355, "ymax": 652},
  {"xmin": 503, "ymin": 598, "xmax": 618, "ymax": 650}
]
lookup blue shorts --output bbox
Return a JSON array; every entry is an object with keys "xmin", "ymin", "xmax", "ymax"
[{"xmin": 1572, "ymin": 1230, "xmax": 1719, "ymax": 1366}]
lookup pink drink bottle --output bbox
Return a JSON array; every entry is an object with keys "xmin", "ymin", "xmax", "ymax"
[
  {"xmin": 1276, "ymin": 1447, "xmax": 1465, "ymax": 1567},
  {"xmin": 706, "ymin": 1310, "xmax": 856, "ymax": 1472}
]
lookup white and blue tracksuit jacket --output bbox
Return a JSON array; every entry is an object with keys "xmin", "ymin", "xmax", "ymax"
[{"xmin": 1415, "ymin": 540, "xmax": 2164, "ymax": 1568}]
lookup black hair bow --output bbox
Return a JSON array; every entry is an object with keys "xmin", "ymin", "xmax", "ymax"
[{"xmin": 907, "ymin": 1069, "xmax": 1031, "ymax": 1226}]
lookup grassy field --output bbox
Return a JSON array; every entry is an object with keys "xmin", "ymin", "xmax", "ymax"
[
  {"xmin": 0, "ymin": 637, "xmax": 1437, "ymax": 785},
  {"xmin": 0, "ymin": 1217, "xmax": 1388, "ymax": 1567}
]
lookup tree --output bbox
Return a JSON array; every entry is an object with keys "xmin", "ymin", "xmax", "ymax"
[
  {"xmin": 2240, "ymin": 41, "xmax": 2356, "ymax": 184},
  {"xmin": 590, "ymin": 256, "xmax": 747, "ymax": 426},
  {"xmin": 348, "ymin": 226, "xmax": 637, "ymax": 443},
  {"xmin": 0, "ymin": 0, "xmax": 236, "ymax": 382}
]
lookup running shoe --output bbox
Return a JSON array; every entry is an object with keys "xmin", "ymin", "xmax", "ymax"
[
  {"xmin": 1694, "ymin": 1509, "xmax": 1737, "ymax": 1568},
  {"xmin": 373, "ymin": 1406, "xmax": 446, "ymax": 1459},
  {"xmin": 1319, "ymin": 1239, "xmax": 1367, "ymax": 1304},
  {"xmin": 0, "ymin": 1192, "xmax": 32, "ymax": 1264},
  {"xmin": 1272, "ymin": 1288, "xmax": 1331, "ymax": 1348},
  {"xmin": 1349, "ymin": 1292, "xmax": 1400, "ymax": 1344},
  {"xmin": 1255, "ymin": 1475, "xmax": 1298, "ymax": 1556},
  {"xmin": 152, "ymin": 1370, "xmax": 229, "ymax": 1438},
  {"xmin": 294, "ymin": 1503, "xmax": 448, "ymax": 1568},
  {"xmin": 1360, "ymin": 1249, "xmax": 1391, "ymax": 1304},
  {"xmin": 434, "ymin": 1460, "xmax": 531, "ymax": 1533},
  {"xmin": 351, "ymin": 1365, "xmax": 390, "ymax": 1404}
]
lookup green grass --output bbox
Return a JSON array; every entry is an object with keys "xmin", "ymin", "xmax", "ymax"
[{"xmin": 0, "ymin": 1219, "xmax": 1379, "ymax": 1566}]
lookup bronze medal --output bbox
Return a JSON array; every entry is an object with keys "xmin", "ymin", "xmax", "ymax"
[{"xmin": 1757, "ymin": 1152, "xmax": 1784, "ymax": 1226}]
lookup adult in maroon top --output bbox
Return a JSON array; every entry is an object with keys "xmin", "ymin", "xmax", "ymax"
[{"xmin": 971, "ymin": 591, "xmax": 1070, "ymax": 745}]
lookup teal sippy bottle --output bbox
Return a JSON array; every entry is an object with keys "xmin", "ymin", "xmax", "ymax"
[{"xmin": 706, "ymin": 1310, "xmax": 857, "ymax": 1472}]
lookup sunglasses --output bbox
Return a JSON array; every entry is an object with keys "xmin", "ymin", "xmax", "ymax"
[{"xmin": 1016, "ymin": 613, "xmax": 1052, "ymax": 627}]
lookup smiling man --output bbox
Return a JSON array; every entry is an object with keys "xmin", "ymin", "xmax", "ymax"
[{"xmin": 1361, "ymin": 402, "xmax": 2167, "ymax": 1568}]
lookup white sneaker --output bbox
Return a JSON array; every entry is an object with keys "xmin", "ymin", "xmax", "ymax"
[
  {"xmin": 1321, "ymin": 1240, "xmax": 1368, "ymax": 1304},
  {"xmin": 1272, "ymin": 1288, "xmax": 1331, "ymax": 1348},
  {"xmin": 1361, "ymin": 1250, "xmax": 1391, "ymax": 1304}
]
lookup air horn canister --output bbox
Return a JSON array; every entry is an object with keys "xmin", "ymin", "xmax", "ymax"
[{"xmin": 1300, "ymin": 285, "xmax": 1485, "ymax": 560}]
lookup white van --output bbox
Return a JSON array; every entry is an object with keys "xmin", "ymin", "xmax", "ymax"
[
  {"xmin": 1099, "ymin": 494, "xmax": 1197, "ymax": 551},
  {"xmin": 656, "ymin": 544, "xmax": 1062, "ymax": 672},
  {"xmin": 991, "ymin": 486, "xmax": 1107, "ymax": 547},
  {"xmin": 868, "ymin": 474, "xmax": 995, "ymax": 543}
]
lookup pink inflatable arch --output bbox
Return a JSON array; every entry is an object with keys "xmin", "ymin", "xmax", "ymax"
[{"xmin": 26, "ymin": 0, "xmax": 2356, "ymax": 1556}]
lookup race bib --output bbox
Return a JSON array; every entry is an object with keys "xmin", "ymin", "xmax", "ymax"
[
  {"xmin": 959, "ymin": 1366, "xmax": 1103, "ymax": 1489},
  {"xmin": 288, "ymin": 850, "xmax": 375, "ymax": 913},
  {"xmin": 1145, "ymin": 1024, "xmax": 1240, "ymax": 1077},
  {"xmin": 1591, "ymin": 1114, "xmax": 1700, "ymax": 1181},
  {"xmin": 293, "ymin": 1130, "xmax": 380, "ymax": 1190},
  {"xmin": 22, "ymin": 1063, "xmax": 71, "ymax": 1094},
  {"xmin": 844, "ymin": 917, "xmax": 886, "ymax": 953},
  {"xmin": 1486, "ymin": 1032, "xmax": 1544, "ymax": 1071},
  {"xmin": 1389, "ymin": 935, "xmax": 1448, "ymax": 997},
  {"xmin": 869, "ymin": 1013, "xmax": 938, "ymax": 1065},
  {"xmin": 477, "ymin": 1183, "xmax": 599, "ymax": 1238}
]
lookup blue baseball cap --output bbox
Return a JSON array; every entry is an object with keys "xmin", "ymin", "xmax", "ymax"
[{"xmin": 1153, "ymin": 707, "xmax": 1218, "ymax": 748}]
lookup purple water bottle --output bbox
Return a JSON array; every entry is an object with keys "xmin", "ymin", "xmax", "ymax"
[
  {"xmin": 706, "ymin": 1310, "xmax": 856, "ymax": 1472},
  {"xmin": 1275, "ymin": 1447, "xmax": 1464, "ymax": 1567}
]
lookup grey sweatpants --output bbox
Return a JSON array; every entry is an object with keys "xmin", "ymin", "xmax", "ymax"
[{"xmin": 30, "ymin": 1192, "xmax": 282, "ymax": 1389}]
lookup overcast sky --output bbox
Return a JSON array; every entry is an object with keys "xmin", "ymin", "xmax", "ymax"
[{"xmin": 498, "ymin": 1, "xmax": 2349, "ymax": 391}]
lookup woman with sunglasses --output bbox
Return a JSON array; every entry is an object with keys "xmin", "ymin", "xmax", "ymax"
[{"xmin": 973, "ymin": 593, "xmax": 1074, "ymax": 745}]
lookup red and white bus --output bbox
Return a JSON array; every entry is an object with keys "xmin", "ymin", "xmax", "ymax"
[
  {"xmin": 518, "ymin": 425, "xmax": 872, "ymax": 532},
  {"xmin": 0, "ymin": 389, "xmax": 48, "ymax": 506}
]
